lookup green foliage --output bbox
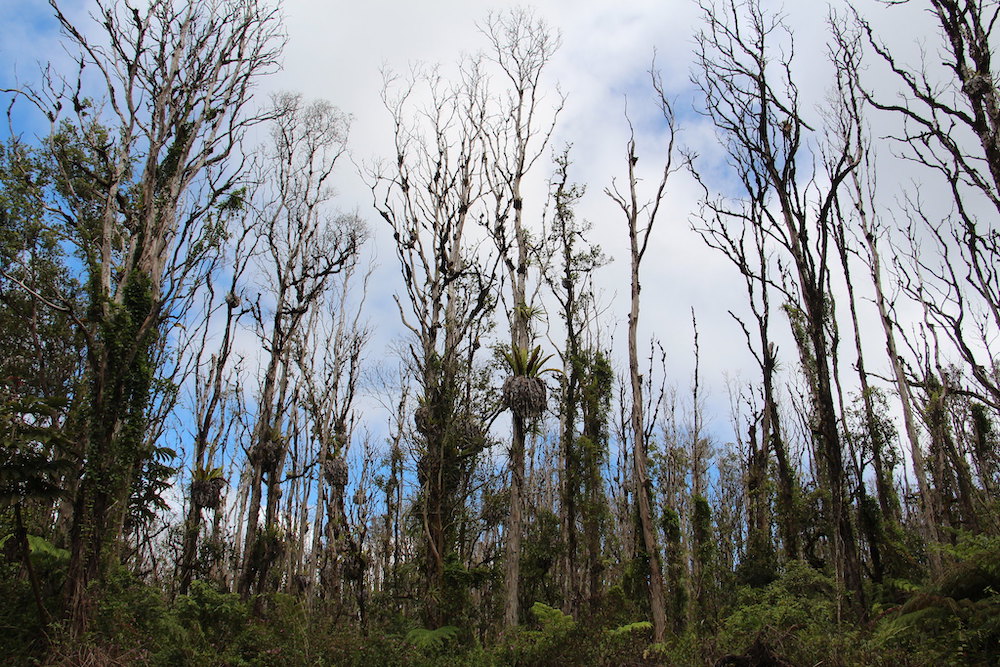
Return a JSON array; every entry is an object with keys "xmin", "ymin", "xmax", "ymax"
[
  {"xmin": 530, "ymin": 602, "xmax": 575, "ymax": 632},
  {"xmin": 193, "ymin": 464, "xmax": 225, "ymax": 481},
  {"xmin": 692, "ymin": 494, "xmax": 715, "ymax": 577},
  {"xmin": 587, "ymin": 584, "xmax": 642, "ymax": 630},
  {"xmin": 968, "ymin": 401, "xmax": 997, "ymax": 466},
  {"xmin": 495, "ymin": 602, "xmax": 664, "ymax": 666},
  {"xmin": 520, "ymin": 510, "xmax": 563, "ymax": 613},
  {"xmin": 173, "ymin": 581, "xmax": 249, "ymax": 651},
  {"xmin": 0, "ymin": 531, "xmax": 68, "ymax": 566},
  {"xmin": 622, "ymin": 551, "xmax": 653, "ymax": 617},
  {"xmin": 406, "ymin": 625, "xmax": 460, "ymax": 652},
  {"xmin": 83, "ymin": 269, "xmax": 167, "ymax": 547},
  {"xmin": 17, "ymin": 552, "xmax": 994, "ymax": 667},
  {"xmin": 500, "ymin": 343, "xmax": 559, "ymax": 378},
  {"xmin": 738, "ymin": 536, "xmax": 778, "ymax": 589},
  {"xmin": 0, "ymin": 392, "xmax": 73, "ymax": 507},
  {"xmin": 606, "ymin": 620, "xmax": 652, "ymax": 637},
  {"xmin": 870, "ymin": 532, "xmax": 1000, "ymax": 666},
  {"xmin": 0, "ymin": 568, "xmax": 38, "ymax": 659},
  {"xmin": 26, "ymin": 533, "xmax": 70, "ymax": 566},
  {"xmin": 691, "ymin": 495, "xmax": 718, "ymax": 632},
  {"xmin": 0, "ymin": 139, "xmax": 86, "ymax": 403},
  {"xmin": 513, "ymin": 302, "xmax": 546, "ymax": 323},
  {"xmin": 438, "ymin": 554, "xmax": 495, "ymax": 633},
  {"xmin": 782, "ymin": 301, "xmax": 818, "ymax": 384},
  {"xmin": 662, "ymin": 506, "xmax": 689, "ymax": 630},
  {"xmin": 848, "ymin": 388, "xmax": 902, "ymax": 472},
  {"xmin": 712, "ymin": 561, "xmax": 855, "ymax": 665},
  {"xmin": 130, "ymin": 442, "xmax": 179, "ymax": 529},
  {"xmin": 495, "ymin": 603, "xmax": 584, "ymax": 666},
  {"xmin": 218, "ymin": 186, "xmax": 248, "ymax": 213},
  {"xmin": 92, "ymin": 567, "xmax": 172, "ymax": 646}
]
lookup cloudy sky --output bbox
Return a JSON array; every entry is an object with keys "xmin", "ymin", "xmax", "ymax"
[{"xmin": 0, "ymin": 0, "xmax": 945, "ymax": 447}]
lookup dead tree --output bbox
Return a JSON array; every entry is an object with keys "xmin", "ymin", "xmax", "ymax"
[
  {"xmin": 177, "ymin": 220, "xmax": 256, "ymax": 595},
  {"xmin": 825, "ymin": 24, "xmax": 949, "ymax": 580},
  {"xmin": 370, "ymin": 62, "xmax": 498, "ymax": 628},
  {"xmin": 537, "ymin": 148, "xmax": 609, "ymax": 615},
  {"xmin": 481, "ymin": 8, "xmax": 562, "ymax": 629},
  {"xmin": 605, "ymin": 71, "xmax": 684, "ymax": 643},
  {"xmin": 692, "ymin": 188, "xmax": 800, "ymax": 566},
  {"xmin": 692, "ymin": 0, "xmax": 865, "ymax": 615},
  {"xmin": 294, "ymin": 258, "xmax": 371, "ymax": 603},
  {"xmin": 859, "ymin": 0, "xmax": 1000, "ymax": 412},
  {"xmin": 239, "ymin": 93, "xmax": 364, "ymax": 597}
]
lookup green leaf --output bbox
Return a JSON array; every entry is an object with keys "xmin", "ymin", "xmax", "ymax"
[
  {"xmin": 501, "ymin": 344, "xmax": 562, "ymax": 378},
  {"xmin": 607, "ymin": 621, "xmax": 652, "ymax": 637},
  {"xmin": 530, "ymin": 602, "xmax": 575, "ymax": 632},
  {"xmin": 405, "ymin": 625, "xmax": 459, "ymax": 651},
  {"xmin": 27, "ymin": 534, "xmax": 70, "ymax": 563}
]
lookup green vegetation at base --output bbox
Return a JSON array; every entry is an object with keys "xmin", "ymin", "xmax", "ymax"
[{"xmin": 1, "ymin": 533, "xmax": 997, "ymax": 666}]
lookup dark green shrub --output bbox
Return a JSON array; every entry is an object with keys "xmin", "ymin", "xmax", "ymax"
[
  {"xmin": 92, "ymin": 567, "xmax": 172, "ymax": 655},
  {"xmin": 870, "ymin": 533, "xmax": 1000, "ymax": 666},
  {"xmin": 712, "ymin": 561, "xmax": 863, "ymax": 666}
]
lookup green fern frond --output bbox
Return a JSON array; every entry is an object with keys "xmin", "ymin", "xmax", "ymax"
[
  {"xmin": 193, "ymin": 465, "xmax": 225, "ymax": 481},
  {"xmin": 607, "ymin": 620, "xmax": 652, "ymax": 637},
  {"xmin": 405, "ymin": 625, "xmax": 459, "ymax": 651},
  {"xmin": 530, "ymin": 602, "xmax": 575, "ymax": 632}
]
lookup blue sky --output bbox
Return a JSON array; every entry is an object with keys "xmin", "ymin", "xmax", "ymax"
[{"xmin": 0, "ymin": 0, "xmax": 961, "ymax": 506}]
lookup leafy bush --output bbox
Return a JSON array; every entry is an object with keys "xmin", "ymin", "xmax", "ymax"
[
  {"xmin": 155, "ymin": 581, "xmax": 249, "ymax": 665},
  {"xmin": 92, "ymin": 567, "xmax": 173, "ymax": 654},
  {"xmin": 606, "ymin": 620, "xmax": 651, "ymax": 637},
  {"xmin": 530, "ymin": 602, "xmax": 574, "ymax": 633},
  {"xmin": 0, "ymin": 559, "xmax": 45, "ymax": 660},
  {"xmin": 598, "ymin": 620, "xmax": 658, "ymax": 666},
  {"xmin": 406, "ymin": 624, "xmax": 460, "ymax": 652},
  {"xmin": 712, "ymin": 561, "xmax": 862, "ymax": 666},
  {"xmin": 870, "ymin": 532, "xmax": 1000, "ymax": 666}
]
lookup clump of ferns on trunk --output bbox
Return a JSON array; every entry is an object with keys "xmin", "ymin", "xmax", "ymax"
[
  {"xmin": 191, "ymin": 465, "xmax": 225, "ymax": 510},
  {"xmin": 501, "ymin": 344, "xmax": 559, "ymax": 421}
]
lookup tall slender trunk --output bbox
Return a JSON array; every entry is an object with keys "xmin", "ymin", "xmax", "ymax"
[
  {"xmin": 503, "ymin": 140, "xmax": 532, "ymax": 630},
  {"xmin": 808, "ymin": 291, "xmax": 866, "ymax": 615},
  {"xmin": 178, "ymin": 499, "xmax": 203, "ymax": 596},
  {"xmin": 862, "ymin": 231, "xmax": 943, "ymax": 575},
  {"xmin": 504, "ymin": 414, "xmax": 527, "ymax": 628},
  {"xmin": 180, "ymin": 301, "xmax": 238, "ymax": 595},
  {"xmin": 308, "ymin": 440, "xmax": 327, "ymax": 603},
  {"xmin": 239, "ymin": 330, "xmax": 282, "ymax": 595},
  {"xmin": 559, "ymin": 292, "xmax": 581, "ymax": 615},
  {"xmin": 628, "ymin": 239, "xmax": 668, "ymax": 643},
  {"xmin": 762, "ymin": 347, "xmax": 799, "ymax": 559},
  {"xmin": 604, "ymin": 85, "xmax": 678, "ymax": 641}
]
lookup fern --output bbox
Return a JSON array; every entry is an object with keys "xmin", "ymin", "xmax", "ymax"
[
  {"xmin": 26, "ymin": 534, "xmax": 70, "ymax": 563},
  {"xmin": 607, "ymin": 621, "xmax": 652, "ymax": 637},
  {"xmin": 405, "ymin": 625, "xmax": 459, "ymax": 651},
  {"xmin": 530, "ymin": 602, "xmax": 575, "ymax": 632},
  {"xmin": 884, "ymin": 577, "xmax": 921, "ymax": 593}
]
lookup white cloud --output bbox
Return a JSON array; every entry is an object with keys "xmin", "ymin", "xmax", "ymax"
[{"xmin": 1, "ymin": 0, "xmax": 970, "ymax": 455}]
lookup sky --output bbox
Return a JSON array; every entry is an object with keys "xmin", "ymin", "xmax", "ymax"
[
  {"xmin": 0, "ymin": 0, "xmax": 953, "ymax": 455},
  {"xmin": 273, "ymin": 0, "xmax": 755, "ymax": 443},
  {"xmin": 263, "ymin": 0, "xmax": 935, "ymax": 445}
]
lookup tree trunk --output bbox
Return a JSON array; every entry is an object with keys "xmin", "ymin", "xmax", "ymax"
[
  {"xmin": 863, "ymin": 231, "xmax": 944, "ymax": 575},
  {"xmin": 628, "ymin": 249, "xmax": 668, "ymax": 642},
  {"xmin": 504, "ymin": 414, "xmax": 527, "ymax": 628}
]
